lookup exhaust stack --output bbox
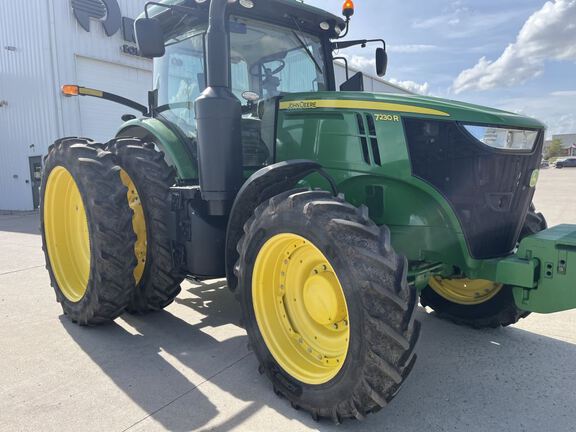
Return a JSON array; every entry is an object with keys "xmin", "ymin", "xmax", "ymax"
[{"xmin": 194, "ymin": 0, "xmax": 243, "ymax": 215}]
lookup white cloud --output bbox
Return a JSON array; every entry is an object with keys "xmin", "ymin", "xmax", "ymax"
[
  {"xmin": 453, "ymin": 0, "xmax": 576, "ymax": 93},
  {"xmin": 337, "ymin": 54, "xmax": 431, "ymax": 95},
  {"xmin": 388, "ymin": 78, "xmax": 431, "ymax": 95},
  {"xmin": 496, "ymin": 93, "xmax": 576, "ymax": 137},
  {"xmin": 412, "ymin": 4, "xmax": 524, "ymax": 38},
  {"xmin": 346, "ymin": 55, "xmax": 376, "ymax": 72},
  {"xmin": 550, "ymin": 90, "xmax": 576, "ymax": 97},
  {"xmin": 388, "ymin": 44, "xmax": 438, "ymax": 53}
]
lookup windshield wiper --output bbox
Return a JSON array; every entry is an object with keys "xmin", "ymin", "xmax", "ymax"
[{"xmin": 289, "ymin": 16, "xmax": 323, "ymax": 75}]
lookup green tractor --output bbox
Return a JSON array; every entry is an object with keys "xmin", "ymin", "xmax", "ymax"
[{"xmin": 41, "ymin": 0, "xmax": 576, "ymax": 422}]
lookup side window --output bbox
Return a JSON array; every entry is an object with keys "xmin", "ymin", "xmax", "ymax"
[
  {"xmin": 155, "ymin": 32, "xmax": 206, "ymax": 137},
  {"xmin": 168, "ymin": 53, "xmax": 205, "ymax": 105}
]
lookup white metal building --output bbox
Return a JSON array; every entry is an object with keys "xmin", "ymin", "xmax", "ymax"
[{"xmin": 0, "ymin": 0, "xmax": 408, "ymax": 211}]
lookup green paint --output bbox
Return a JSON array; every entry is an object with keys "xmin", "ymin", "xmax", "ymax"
[
  {"xmin": 117, "ymin": 117, "xmax": 198, "ymax": 180},
  {"xmin": 512, "ymin": 225, "xmax": 576, "ymax": 313},
  {"xmin": 276, "ymin": 91, "xmax": 575, "ymax": 315}
]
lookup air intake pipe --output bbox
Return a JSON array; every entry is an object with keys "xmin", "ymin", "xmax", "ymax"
[{"xmin": 194, "ymin": 0, "xmax": 243, "ymax": 215}]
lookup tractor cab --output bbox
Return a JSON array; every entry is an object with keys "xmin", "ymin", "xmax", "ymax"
[
  {"xmin": 138, "ymin": 0, "xmax": 383, "ymax": 171},
  {"xmin": 153, "ymin": 10, "xmax": 332, "ymax": 167}
]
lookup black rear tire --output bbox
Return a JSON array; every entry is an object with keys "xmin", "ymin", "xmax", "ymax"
[
  {"xmin": 41, "ymin": 138, "xmax": 137, "ymax": 325},
  {"xmin": 420, "ymin": 205, "xmax": 548, "ymax": 328},
  {"xmin": 107, "ymin": 138, "xmax": 184, "ymax": 313},
  {"xmin": 236, "ymin": 190, "xmax": 420, "ymax": 422}
]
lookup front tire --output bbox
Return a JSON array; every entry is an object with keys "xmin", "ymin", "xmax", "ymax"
[
  {"xmin": 41, "ymin": 138, "xmax": 137, "ymax": 325},
  {"xmin": 236, "ymin": 190, "xmax": 420, "ymax": 422}
]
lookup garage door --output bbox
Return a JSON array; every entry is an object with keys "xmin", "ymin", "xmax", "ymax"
[{"xmin": 76, "ymin": 56, "xmax": 152, "ymax": 142}]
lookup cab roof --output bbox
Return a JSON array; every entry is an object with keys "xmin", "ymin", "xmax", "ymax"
[{"xmin": 143, "ymin": 0, "xmax": 346, "ymax": 40}]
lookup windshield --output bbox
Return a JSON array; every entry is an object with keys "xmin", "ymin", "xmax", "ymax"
[
  {"xmin": 229, "ymin": 16, "xmax": 327, "ymax": 100},
  {"xmin": 154, "ymin": 17, "xmax": 327, "ymax": 137}
]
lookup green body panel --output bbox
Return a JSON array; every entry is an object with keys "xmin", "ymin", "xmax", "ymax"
[
  {"xmin": 511, "ymin": 225, "xmax": 576, "ymax": 313},
  {"xmin": 279, "ymin": 92, "xmax": 545, "ymax": 128},
  {"xmin": 117, "ymin": 117, "xmax": 198, "ymax": 180},
  {"xmin": 277, "ymin": 92, "xmax": 543, "ymax": 277}
]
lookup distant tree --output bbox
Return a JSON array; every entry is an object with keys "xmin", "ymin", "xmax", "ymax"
[{"xmin": 546, "ymin": 138, "xmax": 564, "ymax": 159}]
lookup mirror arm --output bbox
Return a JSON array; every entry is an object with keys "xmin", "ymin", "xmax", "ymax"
[
  {"xmin": 332, "ymin": 39, "xmax": 386, "ymax": 51},
  {"xmin": 333, "ymin": 56, "xmax": 349, "ymax": 81}
]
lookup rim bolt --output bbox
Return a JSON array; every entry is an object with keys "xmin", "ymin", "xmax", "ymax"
[{"xmin": 333, "ymin": 323, "xmax": 338, "ymax": 329}]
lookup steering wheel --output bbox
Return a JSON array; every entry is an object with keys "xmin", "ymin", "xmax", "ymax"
[{"xmin": 249, "ymin": 60, "xmax": 286, "ymax": 78}]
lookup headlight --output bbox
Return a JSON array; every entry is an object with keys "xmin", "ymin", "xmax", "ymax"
[{"xmin": 463, "ymin": 125, "xmax": 538, "ymax": 151}]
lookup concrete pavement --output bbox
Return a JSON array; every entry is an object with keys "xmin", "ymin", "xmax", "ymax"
[{"xmin": 0, "ymin": 168, "xmax": 575, "ymax": 432}]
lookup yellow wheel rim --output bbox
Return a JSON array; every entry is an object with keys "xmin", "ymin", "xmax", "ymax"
[
  {"xmin": 429, "ymin": 276, "xmax": 503, "ymax": 305},
  {"xmin": 120, "ymin": 170, "xmax": 147, "ymax": 285},
  {"xmin": 252, "ymin": 233, "xmax": 350, "ymax": 385},
  {"xmin": 44, "ymin": 167, "xmax": 91, "ymax": 302}
]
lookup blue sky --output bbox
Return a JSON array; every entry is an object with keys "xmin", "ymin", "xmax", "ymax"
[{"xmin": 305, "ymin": 0, "xmax": 576, "ymax": 137}]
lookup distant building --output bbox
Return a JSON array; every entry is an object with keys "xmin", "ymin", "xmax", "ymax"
[
  {"xmin": 554, "ymin": 134, "xmax": 576, "ymax": 156},
  {"xmin": 543, "ymin": 133, "xmax": 576, "ymax": 158}
]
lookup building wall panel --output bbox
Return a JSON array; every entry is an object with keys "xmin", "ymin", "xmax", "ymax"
[{"xmin": 0, "ymin": 0, "xmax": 58, "ymax": 210}]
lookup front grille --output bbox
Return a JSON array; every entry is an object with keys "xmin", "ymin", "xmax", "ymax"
[{"xmin": 404, "ymin": 118, "xmax": 543, "ymax": 259}]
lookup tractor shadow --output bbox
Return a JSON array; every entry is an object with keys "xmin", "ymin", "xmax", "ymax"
[
  {"xmin": 62, "ymin": 279, "xmax": 576, "ymax": 432},
  {"xmin": 61, "ymin": 279, "xmax": 325, "ymax": 431}
]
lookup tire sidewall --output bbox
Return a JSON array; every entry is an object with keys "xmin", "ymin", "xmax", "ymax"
[
  {"xmin": 41, "ymin": 144, "xmax": 116, "ymax": 316},
  {"xmin": 239, "ymin": 212, "xmax": 366, "ymax": 407}
]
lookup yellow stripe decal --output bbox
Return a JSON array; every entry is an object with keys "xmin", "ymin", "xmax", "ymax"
[
  {"xmin": 279, "ymin": 99, "xmax": 450, "ymax": 117},
  {"xmin": 79, "ymin": 87, "xmax": 104, "ymax": 97}
]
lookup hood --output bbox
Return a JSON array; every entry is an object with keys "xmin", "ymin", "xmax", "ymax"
[{"xmin": 280, "ymin": 92, "xmax": 546, "ymax": 130}]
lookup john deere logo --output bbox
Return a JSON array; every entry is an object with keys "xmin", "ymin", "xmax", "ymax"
[{"xmin": 71, "ymin": 0, "xmax": 122, "ymax": 36}]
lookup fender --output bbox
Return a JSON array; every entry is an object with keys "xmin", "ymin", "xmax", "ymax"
[
  {"xmin": 225, "ymin": 160, "xmax": 337, "ymax": 291},
  {"xmin": 116, "ymin": 117, "xmax": 198, "ymax": 180}
]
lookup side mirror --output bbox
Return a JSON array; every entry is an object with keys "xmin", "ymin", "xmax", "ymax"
[
  {"xmin": 376, "ymin": 47, "xmax": 388, "ymax": 77},
  {"xmin": 135, "ymin": 18, "xmax": 165, "ymax": 59}
]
